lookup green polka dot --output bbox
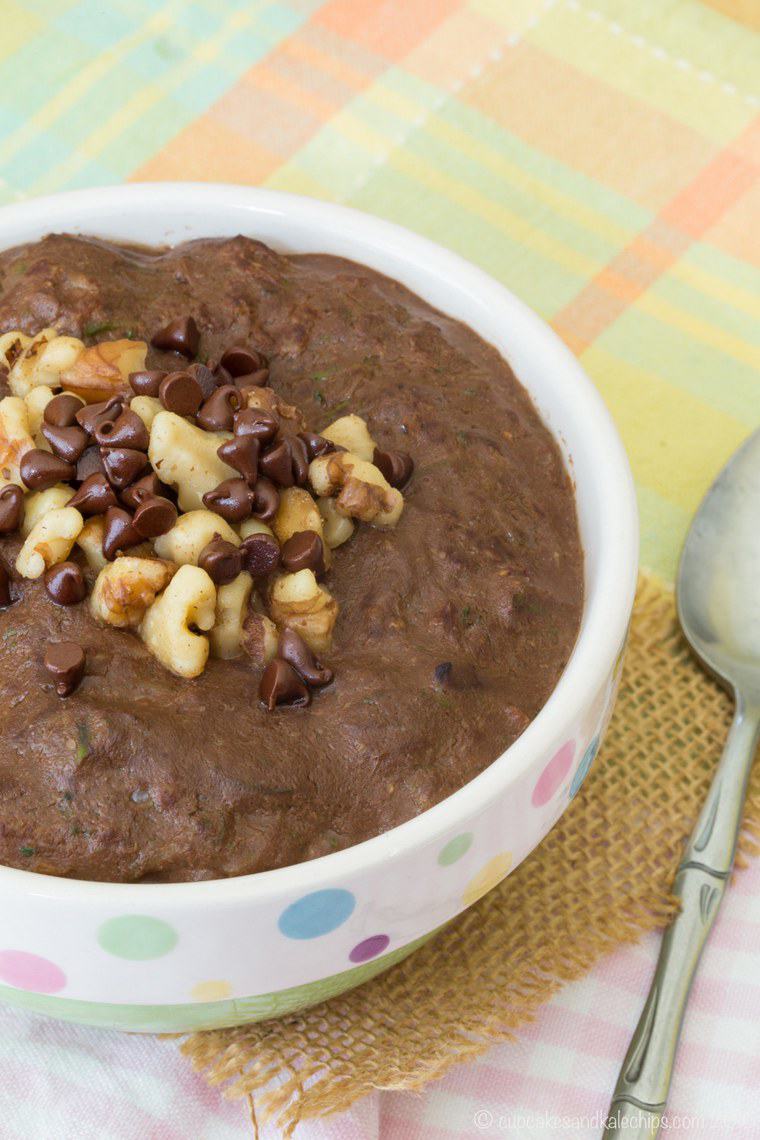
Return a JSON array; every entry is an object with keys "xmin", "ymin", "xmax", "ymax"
[
  {"xmin": 98, "ymin": 915, "xmax": 178, "ymax": 961},
  {"xmin": 438, "ymin": 832, "xmax": 474, "ymax": 866}
]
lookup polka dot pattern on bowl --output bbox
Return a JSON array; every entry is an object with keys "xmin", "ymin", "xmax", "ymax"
[
  {"xmin": 191, "ymin": 979, "xmax": 233, "ymax": 1002},
  {"xmin": 349, "ymin": 935, "xmax": 390, "ymax": 963},
  {"xmin": 0, "ymin": 950, "xmax": 66, "ymax": 994},
  {"xmin": 570, "ymin": 736, "xmax": 600, "ymax": 799},
  {"xmin": 532, "ymin": 741, "xmax": 575, "ymax": 807},
  {"xmin": 462, "ymin": 852, "xmax": 512, "ymax": 907},
  {"xmin": 438, "ymin": 832, "xmax": 474, "ymax": 866},
  {"xmin": 98, "ymin": 916, "xmax": 178, "ymax": 960},
  {"xmin": 278, "ymin": 889, "xmax": 356, "ymax": 940}
]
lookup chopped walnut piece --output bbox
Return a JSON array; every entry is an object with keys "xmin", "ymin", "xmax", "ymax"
[
  {"xmin": 20, "ymin": 484, "xmax": 74, "ymax": 537},
  {"xmin": 153, "ymin": 508, "xmax": 239, "ymax": 566},
  {"xmin": 148, "ymin": 411, "xmax": 236, "ymax": 512},
  {"xmin": 24, "ymin": 385, "xmax": 55, "ymax": 440},
  {"xmin": 76, "ymin": 516, "xmax": 108, "ymax": 573},
  {"xmin": 61, "ymin": 338, "xmax": 147, "ymax": 403},
  {"xmin": 239, "ymin": 517, "xmax": 275, "ymax": 540},
  {"xmin": 272, "ymin": 486, "xmax": 331, "ymax": 569},
  {"xmin": 339, "ymin": 468, "xmax": 403, "ymax": 527},
  {"xmin": 129, "ymin": 395, "xmax": 162, "ymax": 431},
  {"xmin": 0, "ymin": 395, "xmax": 35, "ymax": 486},
  {"xmin": 318, "ymin": 496, "xmax": 354, "ymax": 548},
  {"xmin": 321, "ymin": 413, "xmax": 376, "ymax": 461},
  {"xmin": 272, "ymin": 487, "xmax": 324, "ymax": 543},
  {"xmin": 0, "ymin": 331, "xmax": 32, "ymax": 373},
  {"xmin": 15, "ymin": 506, "xmax": 84, "ymax": 579},
  {"xmin": 7, "ymin": 329, "xmax": 84, "ymax": 398},
  {"xmin": 244, "ymin": 386, "xmax": 306, "ymax": 433},
  {"xmin": 269, "ymin": 569, "xmax": 338, "ymax": 655},
  {"xmin": 241, "ymin": 609, "xmax": 279, "ymax": 667},
  {"xmin": 91, "ymin": 557, "xmax": 177, "ymax": 629},
  {"xmin": 309, "ymin": 451, "xmax": 403, "ymax": 527},
  {"xmin": 140, "ymin": 564, "xmax": 216, "ymax": 679},
  {"xmin": 210, "ymin": 571, "xmax": 254, "ymax": 659}
]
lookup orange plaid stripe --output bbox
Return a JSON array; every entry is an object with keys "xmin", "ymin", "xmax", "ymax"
[{"xmin": 552, "ymin": 115, "xmax": 760, "ymax": 354}]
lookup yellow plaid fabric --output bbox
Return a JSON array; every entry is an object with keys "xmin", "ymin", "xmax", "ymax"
[{"xmin": 1, "ymin": 0, "xmax": 758, "ymax": 579}]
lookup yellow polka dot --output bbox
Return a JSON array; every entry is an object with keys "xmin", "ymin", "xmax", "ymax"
[
  {"xmin": 191, "ymin": 979, "xmax": 233, "ymax": 1002},
  {"xmin": 462, "ymin": 852, "xmax": 512, "ymax": 907}
]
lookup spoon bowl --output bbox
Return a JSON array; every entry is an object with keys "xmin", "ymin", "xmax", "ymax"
[{"xmin": 678, "ymin": 429, "xmax": 760, "ymax": 697}]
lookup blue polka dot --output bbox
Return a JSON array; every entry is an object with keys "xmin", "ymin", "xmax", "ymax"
[
  {"xmin": 570, "ymin": 736, "xmax": 599, "ymax": 799},
  {"xmin": 278, "ymin": 889, "xmax": 356, "ymax": 940}
]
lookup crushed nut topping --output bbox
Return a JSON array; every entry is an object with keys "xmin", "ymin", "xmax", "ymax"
[{"xmin": 0, "ymin": 322, "xmax": 414, "ymax": 707}]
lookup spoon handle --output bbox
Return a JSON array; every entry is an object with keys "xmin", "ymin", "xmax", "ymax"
[{"xmin": 605, "ymin": 700, "xmax": 760, "ymax": 1138}]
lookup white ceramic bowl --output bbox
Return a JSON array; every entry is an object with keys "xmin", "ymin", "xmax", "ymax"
[{"xmin": 0, "ymin": 184, "xmax": 637, "ymax": 1031}]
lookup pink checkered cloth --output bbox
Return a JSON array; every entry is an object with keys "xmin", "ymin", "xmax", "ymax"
[{"xmin": 0, "ymin": 858, "xmax": 757, "ymax": 1139}]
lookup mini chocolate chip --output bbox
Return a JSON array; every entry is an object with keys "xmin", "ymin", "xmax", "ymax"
[
  {"xmin": 289, "ymin": 435, "xmax": 309, "ymax": 485},
  {"xmin": 434, "ymin": 661, "xmax": 453, "ymax": 687},
  {"xmin": 120, "ymin": 471, "xmax": 167, "ymax": 511},
  {"xmin": 298, "ymin": 431, "xmax": 335, "ymax": 460},
  {"xmin": 220, "ymin": 345, "xmax": 268, "ymax": 377},
  {"xmin": 19, "ymin": 448, "xmax": 75, "ymax": 490},
  {"xmin": 280, "ymin": 530, "xmax": 326, "ymax": 575},
  {"xmin": 67, "ymin": 474, "xmax": 118, "ymax": 516},
  {"xmin": 159, "ymin": 370, "xmax": 203, "ymax": 416},
  {"xmin": 216, "ymin": 435, "xmax": 259, "ymax": 485},
  {"xmin": 259, "ymin": 436, "xmax": 309, "ymax": 488},
  {"xmin": 0, "ymin": 484, "xmax": 24, "ymax": 534},
  {"xmin": 129, "ymin": 369, "xmax": 166, "ymax": 397},
  {"xmin": 76, "ymin": 445, "xmax": 106, "ymax": 482},
  {"xmin": 196, "ymin": 385, "xmax": 242, "ymax": 432},
  {"xmin": 75, "ymin": 396, "xmax": 125, "ymax": 436},
  {"xmin": 259, "ymin": 439, "xmax": 294, "ymax": 487},
  {"xmin": 240, "ymin": 532, "xmax": 280, "ymax": 578},
  {"xmin": 250, "ymin": 477, "xmax": 279, "ymax": 522},
  {"xmin": 44, "ymin": 561, "xmax": 86, "ymax": 606},
  {"xmin": 233, "ymin": 407, "xmax": 279, "ymax": 442},
  {"xmin": 151, "ymin": 316, "xmax": 200, "ymax": 358},
  {"xmin": 233, "ymin": 368, "xmax": 269, "ymax": 390},
  {"xmin": 187, "ymin": 362, "xmax": 217, "ymax": 400},
  {"xmin": 198, "ymin": 535, "xmax": 243, "ymax": 585},
  {"xmin": 202, "ymin": 478, "xmax": 254, "ymax": 524},
  {"xmin": 373, "ymin": 447, "xmax": 414, "ymax": 488},
  {"xmin": 213, "ymin": 363, "xmax": 232, "ymax": 386},
  {"xmin": 259, "ymin": 658, "xmax": 310, "ymax": 711},
  {"xmin": 0, "ymin": 562, "xmax": 12, "ymax": 608},
  {"xmin": 100, "ymin": 447, "xmax": 149, "ymax": 489},
  {"xmin": 94, "ymin": 408, "xmax": 149, "ymax": 451},
  {"xmin": 102, "ymin": 507, "xmax": 143, "ymax": 561},
  {"xmin": 44, "ymin": 641, "xmax": 86, "ymax": 697},
  {"xmin": 279, "ymin": 627, "xmax": 333, "ymax": 688},
  {"xmin": 40, "ymin": 423, "xmax": 89, "ymax": 463},
  {"xmin": 44, "ymin": 393, "xmax": 84, "ymax": 428},
  {"xmin": 132, "ymin": 495, "xmax": 177, "ymax": 538}
]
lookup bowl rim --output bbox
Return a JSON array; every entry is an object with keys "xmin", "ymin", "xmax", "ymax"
[{"xmin": 0, "ymin": 183, "xmax": 638, "ymax": 905}]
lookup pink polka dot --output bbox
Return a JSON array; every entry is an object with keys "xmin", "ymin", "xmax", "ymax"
[
  {"xmin": 0, "ymin": 950, "xmax": 66, "ymax": 994},
  {"xmin": 532, "ymin": 741, "xmax": 575, "ymax": 807}
]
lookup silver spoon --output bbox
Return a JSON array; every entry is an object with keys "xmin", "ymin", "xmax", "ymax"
[{"xmin": 606, "ymin": 429, "xmax": 760, "ymax": 1138}]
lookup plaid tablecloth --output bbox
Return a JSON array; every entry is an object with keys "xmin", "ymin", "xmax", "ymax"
[{"xmin": 0, "ymin": 1, "xmax": 758, "ymax": 1136}]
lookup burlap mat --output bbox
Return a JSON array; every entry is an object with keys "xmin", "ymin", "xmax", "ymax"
[{"xmin": 180, "ymin": 573, "xmax": 760, "ymax": 1134}]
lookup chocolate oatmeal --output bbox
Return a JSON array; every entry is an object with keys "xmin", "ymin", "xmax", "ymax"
[{"xmin": 0, "ymin": 234, "xmax": 582, "ymax": 882}]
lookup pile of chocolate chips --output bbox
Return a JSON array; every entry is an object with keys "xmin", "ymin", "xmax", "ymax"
[{"xmin": 0, "ymin": 315, "xmax": 414, "ymax": 710}]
